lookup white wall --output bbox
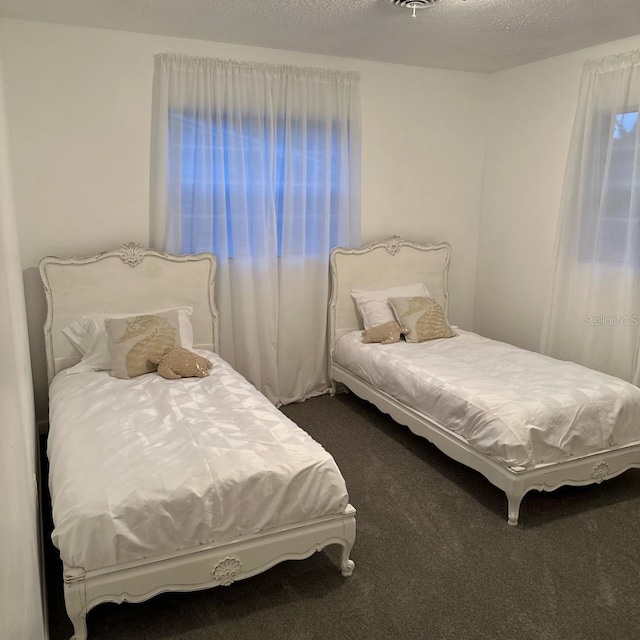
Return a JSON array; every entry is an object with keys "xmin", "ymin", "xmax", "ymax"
[
  {"xmin": 475, "ymin": 33, "xmax": 640, "ymax": 353},
  {"xmin": 0, "ymin": 30, "xmax": 45, "ymax": 638},
  {"xmin": 0, "ymin": 18, "xmax": 489, "ymax": 420}
]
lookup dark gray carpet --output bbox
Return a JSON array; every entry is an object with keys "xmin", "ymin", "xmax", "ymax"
[{"xmin": 44, "ymin": 392, "xmax": 640, "ymax": 640}]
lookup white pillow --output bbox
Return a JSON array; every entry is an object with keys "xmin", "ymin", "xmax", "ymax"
[
  {"xmin": 351, "ymin": 283, "xmax": 429, "ymax": 330},
  {"xmin": 62, "ymin": 307, "xmax": 193, "ymax": 373}
]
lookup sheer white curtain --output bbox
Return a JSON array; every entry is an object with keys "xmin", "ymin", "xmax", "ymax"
[
  {"xmin": 0, "ymin": 39, "xmax": 46, "ymax": 639},
  {"xmin": 542, "ymin": 51, "xmax": 640, "ymax": 383},
  {"xmin": 151, "ymin": 55, "xmax": 360, "ymax": 404}
]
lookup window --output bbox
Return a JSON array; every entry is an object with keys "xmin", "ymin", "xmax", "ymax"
[
  {"xmin": 580, "ymin": 109, "xmax": 640, "ymax": 265},
  {"xmin": 169, "ymin": 111, "xmax": 347, "ymax": 258}
]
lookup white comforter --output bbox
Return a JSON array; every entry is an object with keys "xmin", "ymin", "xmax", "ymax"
[
  {"xmin": 48, "ymin": 352, "xmax": 349, "ymax": 571},
  {"xmin": 334, "ymin": 330, "xmax": 640, "ymax": 468}
]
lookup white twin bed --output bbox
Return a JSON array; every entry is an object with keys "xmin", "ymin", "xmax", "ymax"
[
  {"xmin": 40, "ymin": 243, "xmax": 355, "ymax": 640},
  {"xmin": 328, "ymin": 235, "xmax": 640, "ymax": 525}
]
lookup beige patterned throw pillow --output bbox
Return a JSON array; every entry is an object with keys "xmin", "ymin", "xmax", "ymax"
[
  {"xmin": 388, "ymin": 296, "xmax": 457, "ymax": 343},
  {"xmin": 105, "ymin": 311, "xmax": 181, "ymax": 379}
]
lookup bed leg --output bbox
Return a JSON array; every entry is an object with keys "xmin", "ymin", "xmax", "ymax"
[
  {"xmin": 63, "ymin": 568, "xmax": 88, "ymax": 640},
  {"xmin": 69, "ymin": 616, "xmax": 88, "ymax": 640},
  {"xmin": 506, "ymin": 489, "xmax": 524, "ymax": 526},
  {"xmin": 338, "ymin": 513, "xmax": 356, "ymax": 576},
  {"xmin": 340, "ymin": 547, "xmax": 355, "ymax": 577}
]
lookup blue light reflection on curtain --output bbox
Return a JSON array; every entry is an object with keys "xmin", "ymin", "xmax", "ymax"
[
  {"xmin": 170, "ymin": 112, "xmax": 345, "ymax": 259},
  {"xmin": 542, "ymin": 50, "xmax": 640, "ymax": 383},
  {"xmin": 578, "ymin": 109, "xmax": 640, "ymax": 265}
]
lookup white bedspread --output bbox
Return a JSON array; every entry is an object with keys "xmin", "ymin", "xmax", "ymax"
[
  {"xmin": 48, "ymin": 352, "xmax": 349, "ymax": 571},
  {"xmin": 334, "ymin": 330, "xmax": 640, "ymax": 468}
]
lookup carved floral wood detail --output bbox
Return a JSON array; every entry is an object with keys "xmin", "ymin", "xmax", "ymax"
[
  {"xmin": 591, "ymin": 461, "xmax": 610, "ymax": 483},
  {"xmin": 384, "ymin": 235, "xmax": 403, "ymax": 255},
  {"xmin": 118, "ymin": 242, "xmax": 146, "ymax": 268},
  {"xmin": 212, "ymin": 557, "xmax": 242, "ymax": 586}
]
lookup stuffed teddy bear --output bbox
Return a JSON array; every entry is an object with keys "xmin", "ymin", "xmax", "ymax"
[
  {"xmin": 151, "ymin": 348, "xmax": 213, "ymax": 379},
  {"xmin": 361, "ymin": 320, "xmax": 405, "ymax": 345}
]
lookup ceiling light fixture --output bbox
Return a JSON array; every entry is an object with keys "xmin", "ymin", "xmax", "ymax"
[{"xmin": 392, "ymin": 0, "xmax": 442, "ymax": 19}]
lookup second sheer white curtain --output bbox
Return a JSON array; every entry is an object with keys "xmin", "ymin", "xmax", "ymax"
[
  {"xmin": 151, "ymin": 55, "xmax": 361, "ymax": 404},
  {"xmin": 542, "ymin": 51, "xmax": 640, "ymax": 383}
]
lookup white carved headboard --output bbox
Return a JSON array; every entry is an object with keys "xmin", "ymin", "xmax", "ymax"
[
  {"xmin": 39, "ymin": 243, "xmax": 219, "ymax": 382},
  {"xmin": 328, "ymin": 236, "xmax": 451, "ymax": 355}
]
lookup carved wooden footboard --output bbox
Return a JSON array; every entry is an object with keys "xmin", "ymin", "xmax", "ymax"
[{"xmin": 63, "ymin": 507, "xmax": 356, "ymax": 640}]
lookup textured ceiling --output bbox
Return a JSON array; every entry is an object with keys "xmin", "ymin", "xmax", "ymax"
[{"xmin": 1, "ymin": 0, "xmax": 640, "ymax": 72}]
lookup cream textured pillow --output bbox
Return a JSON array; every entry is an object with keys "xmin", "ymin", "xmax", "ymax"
[
  {"xmin": 351, "ymin": 283, "xmax": 429, "ymax": 329},
  {"xmin": 388, "ymin": 296, "xmax": 457, "ymax": 343},
  {"xmin": 151, "ymin": 348, "xmax": 213, "ymax": 380},
  {"xmin": 361, "ymin": 321, "xmax": 406, "ymax": 345},
  {"xmin": 105, "ymin": 311, "xmax": 182, "ymax": 379}
]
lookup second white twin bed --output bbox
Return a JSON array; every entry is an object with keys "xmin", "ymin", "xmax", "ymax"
[
  {"xmin": 334, "ymin": 328, "xmax": 640, "ymax": 470},
  {"xmin": 329, "ymin": 236, "xmax": 640, "ymax": 525}
]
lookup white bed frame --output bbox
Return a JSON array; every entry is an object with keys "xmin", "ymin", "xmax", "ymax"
[
  {"xmin": 40, "ymin": 243, "xmax": 356, "ymax": 640},
  {"xmin": 328, "ymin": 235, "xmax": 640, "ymax": 525}
]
